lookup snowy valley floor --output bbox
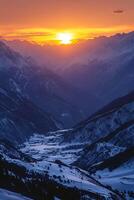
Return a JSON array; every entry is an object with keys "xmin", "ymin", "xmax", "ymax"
[{"xmin": 20, "ymin": 131, "xmax": 134, "ymax": 199}]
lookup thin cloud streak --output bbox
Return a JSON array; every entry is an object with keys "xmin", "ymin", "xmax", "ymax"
[{"xmin": 1, "ymin": 25, "xmax": 134, "ymax": 44}]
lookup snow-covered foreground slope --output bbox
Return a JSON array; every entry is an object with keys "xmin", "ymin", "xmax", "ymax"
[
  {"xmin": 91, "ymin": 143, "xmax": 134, "ymax": 197},
  {"xmin": 0, "ymin": 141, "xmax": 120, "ymax": 200},
  {"xmin": 31, "ymin": 161, "xmax": 114, "ymax": 198},
  {"xmin": 95, "ymin": 160, "xmax": 134, "ymax": 200},
  {"xmin": 0, "ymin": 188, "xmax": 32, "ymax": 200},
  {"xmin": 96, "ymin": 167, "xmax": 134, "ymax": 193}
]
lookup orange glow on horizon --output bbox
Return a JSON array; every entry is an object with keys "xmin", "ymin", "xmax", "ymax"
[
  {"xmin": 1, "ymin": 26, "xmax": 134, "ymax": 45},
  {"xmin": 0, "ymin": 0, "xmax": 134, "ymax": 45}
]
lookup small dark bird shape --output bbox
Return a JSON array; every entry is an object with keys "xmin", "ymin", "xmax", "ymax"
[{"xmin": 113, "ymin": 9, "xmax": 124, "ymax": 14}]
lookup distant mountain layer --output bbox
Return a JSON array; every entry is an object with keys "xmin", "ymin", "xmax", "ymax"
[
  {"xmin": 5, "ymin": 32, "xmax": 134, "ymax": 116},
  {"xmin": 62, "ymin": 32, "xmax": 134, "ymax": 115}
]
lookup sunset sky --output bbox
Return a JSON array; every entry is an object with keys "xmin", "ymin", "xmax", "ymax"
[{"xmin": 0, "ymin": 0, "xmax": 134, "ymax": 44}]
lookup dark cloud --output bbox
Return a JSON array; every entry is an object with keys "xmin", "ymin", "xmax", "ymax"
[{"xmin": 113, "ymin": 10, "xmax": 124, "ymax": 14}]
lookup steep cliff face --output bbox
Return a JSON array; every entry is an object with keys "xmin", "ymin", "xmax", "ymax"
[
  {"xmin": 71, "ymin": 92, "xmax": 134, "ymax": 199},
  {"xmin": 0, "ymin": 41, "xmax": 83, "ymax": 128},
  {"xmin": 0, "ymin": 87, "xmax": 58, "ymax": 143},
  {"xmin": 74, "ymin": 92, "xmax": 134, "ymax": 170}
]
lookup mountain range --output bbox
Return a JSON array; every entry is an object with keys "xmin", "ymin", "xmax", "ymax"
[
  {"xmin": 5, "ymin": 31, "xmax": 134, "ymax": 116},
  {"xmin": 0, "ymin": 32, "xmax": 134, "ymax": 199}
]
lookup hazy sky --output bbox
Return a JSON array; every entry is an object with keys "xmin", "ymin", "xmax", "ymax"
[{"xmin": 0, "ymin": 0, "xmax": 134, "ymax": 43}]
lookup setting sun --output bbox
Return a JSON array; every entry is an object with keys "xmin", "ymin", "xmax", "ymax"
[{"xmin": 56, "ymin": 33, "xmax": 73, "ymax": 44}]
